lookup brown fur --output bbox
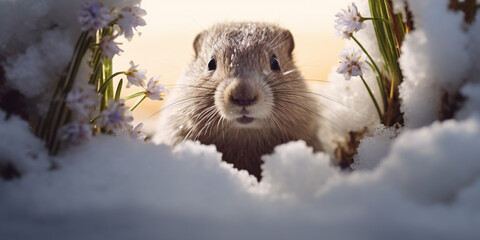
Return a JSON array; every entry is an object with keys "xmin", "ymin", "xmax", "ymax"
[{"xmin": 159, "ymin": 22, "xmax": 322, "ymax": 180}]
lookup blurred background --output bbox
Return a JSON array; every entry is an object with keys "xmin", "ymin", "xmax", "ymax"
[{"xmin": 114, "ymin": 0, "xmax": 351, "ymax": 128}]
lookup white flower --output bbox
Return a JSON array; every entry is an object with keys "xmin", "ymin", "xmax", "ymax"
[
  {"xmin": 66, "ymin": 84, "xmax": 98, "ymax": 118},
  {"xmin": 335, "ymin": 3, "xmax": 365, "ymax": 39},
  {"xmin": 337, "ymin": 48, "xmax": 368, "ymax": 80},
  {"xmin": 59, "ymin": 122, "xmax": 92, "ymax": 145},
  {"xmin": 129, "ymin": 123, "xmax": 147, "ymax": 141},
  {"xmin": 100, "ymin": 36, "xmax": 123, "ymax": 59},
  {"xmin": 99, "ymin": 100, "xmax": 133, "ymax": 134},
  {"xmin": 145, "ymin": 75, "xmax": 167, "ymax": 100},
  {"xmin": 125, "ymin": 61, "xmax": 147, "ymax": 88},
  {"xmin": 117, "ymin": 5, "xmax": 147, "ymax": 40},
  {"xmin": 78, "ymin": 1, "xmax": 113, "ymax": 32}
]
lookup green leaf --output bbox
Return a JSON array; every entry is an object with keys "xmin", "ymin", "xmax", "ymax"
[
  {"xmin": 115, "ymin": 79, "xmax": 123, "ymax": 101},
  {"xmin": 360, "ymin": 75, "xmax": 383, "ymax": 124},
  {"xmin": 98, "ymin": 71, "xmax": 125, "ymax": 94}
]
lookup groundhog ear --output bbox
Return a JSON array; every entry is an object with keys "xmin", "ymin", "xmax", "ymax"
[
  {"xmin": 282, "ymin": 30, "xmax": 295, "ymax": 57},
  {"xmin": 193, "ymin": 31, "xmax": 206, "ymax": 58}
]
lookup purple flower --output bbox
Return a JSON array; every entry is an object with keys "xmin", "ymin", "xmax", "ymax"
[
  {"xmin": 117, "ymin": 5, "xmax": 147, "ymax": 40},
  {"xmin": 100, "ymin": 36, "xmax": 123, "ymax": 59},
  {"xmin": 78, "ymin": 1, "xmax": 113, "ymax": 32},
  {"xmin": 59, "ymin": 122, "xmax": 92, "ymax": 145},
  {"xmin": 66, "ymin": 84, "xmax": 98, "ymax": 119},
  {"xmin": 99, "ymin": 100, "xmax": 133, "ymax": 134}
]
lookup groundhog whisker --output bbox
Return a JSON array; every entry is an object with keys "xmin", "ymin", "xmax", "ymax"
[
  {"xmin": 193, "ymin": 105, "xmax": 217, "ymax": 123},
  {"xmin": 167, "ymin": 84, "xmax": 217, "ymax": 91},
  {"xmin": 269, "ymin": 108, "xmax": 290, "ymax": 142},
  {"xmin": 267, "ymin": 79, "xmax": 300, "ymax": 88},
  {"xmin": 275, "ymin": 98, "xmax": 343, "ymax": 132},
  {"xmin": 141, "ymin": 96, "xmax": 214, "ymax": 124},
  {"xmin": 269, "ymin": 32, "xmax": 283, "ymax": 46},
  {"xmin": 203, "ymin": 112, "xmax": 222, "ymax": 140},
  {"xmin": 194, "ymin": 112, "xmax": 216, "ymax": 141},
  {"xmin": 146, "ymin": 96, "xmax": 211, "ymax": 121},
  {"xmin": 161, "ymin": 96, "xmax": 212, "ymax": 111},
  {"xmin": 185, "ymin": 106, "xmax": 217, "ymax": 140},
  {"xmin": 204, "ymin": 112, "xmax": 222, "ymax": 139},
  {"xmin": 215, "ymin": 114, "xmax": 225, "ymax": 138},
  {"xmin": 282, "ymin": 69, "xmax": 297, "ymax": 76},
  {"xmin": 270, "ymin": 36, "xmax": 291, "ymax": 52},
  {"xmin": 268, "ymin": 78, "xmax": 334, "ymax": 89},
  {"xmin": 303, "ymin": 79, "xmax": 331, "ymax": 83},
  {"xmin": 218, "ymin": 115, "xmax": 230, "ymax": 139},
  {"xmin": 262, "ymin": 71, "xmax": 276, "ymax": 83},
  {"xmin": 273, "ymin": 89, "xmax": 368, "ymax": 116}
]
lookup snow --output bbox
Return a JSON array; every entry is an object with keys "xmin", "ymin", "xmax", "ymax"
[
  {"xmin": 398, "ymin": 0, "xmax": 470, "ymax": 128},
  {"xmin": 0, "ymin": 111, "xmax": 50, "ymax": 175},
  {"xmin": 1, "ymin": 112, "xmax": 480, "ymax": 239},
  {"xmin": 260, "ymin": 141, "xmax": 336, "ymax": 200},
  {"xmin": 457, "ymin": 82, "xmax": 480, "ymax": 120},
  {"xmin": 352, "ymin": 124, "xmax": 400, "ymax": 170},
  {"xmin": 1, "ymin": 0, "xmax": 480, "ymax": 238},
  {"xmin": 3, "ymin": 30, "xmax": 74, "ymax": 112},
  {"xmin": 381, "ymin": 114, "xmax": 480, "ymax": 204}
]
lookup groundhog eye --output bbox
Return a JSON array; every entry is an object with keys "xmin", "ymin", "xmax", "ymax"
[
  {"xmin": 208, "ymin": 57, "xmax": 216, "ymax": 71},
  {"xmin": 270, "ymin": 56, "xmax": 280, "ymax": 71}
]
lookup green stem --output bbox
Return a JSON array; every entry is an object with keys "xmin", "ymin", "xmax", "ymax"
[
  {"xmin": 98, "ymin": 71, "xmax": 125, "ymax": 93},
  {"xmin": 46, "ymin": 32, "xmax": 93, "ymax": 154},
  {"xmin": 89, "ymin": 36, "xmax": 103, "ymax": 85},
  {"xmin": 351, "ymin": 35, "xmax": 387, "ymax": 107},
  {"xmin": 90, "ymin": 62, "xmax": 103, "ymax": 85},
  {"xmin": 362, "ymin": 17, "xmax": 393, "ymax": 30},
  {"xmin": 130, "ymin": 95, "xmax": 147, "ymax": 111},
  {"xmin": 360, "ymin": 75, "xmax": 383, "ymax": 123},
  {"xmin": 124, "ymin": 91, "xmax": 146, "ymax": 100},
  {"xmin": 104, "ymin": 57, "xmax": 114, "ymax": 99}
]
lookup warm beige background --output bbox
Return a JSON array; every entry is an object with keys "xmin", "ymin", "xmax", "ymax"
[{"xmin": 114, "ymin": 0, "xmax": 351, "ymax": 127}]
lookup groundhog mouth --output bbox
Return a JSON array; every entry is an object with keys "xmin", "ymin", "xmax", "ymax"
[{"xmin": 236, "ymin": 115, "xmax": 254, "ymax": 124}]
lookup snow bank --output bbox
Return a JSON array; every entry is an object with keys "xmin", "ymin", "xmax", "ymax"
[{"xmin": 1, "ymin": 111, "xmax": 480, "ymax": 239}]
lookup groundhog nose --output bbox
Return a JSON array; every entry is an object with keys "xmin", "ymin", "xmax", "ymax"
[
  {"xmin": 230, "ymin": 95, "xmax": 258, "ymax": 106},
  {"xmin": 229, "ymin": 81, "xmax": 259, "ymax": 106}
]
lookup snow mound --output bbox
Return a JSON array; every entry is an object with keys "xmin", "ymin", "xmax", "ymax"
[
  {"xmin": 0, "ymin": 111, "xmax": 50, "ymax": 175},
  {"xmin": 261, "ymin": 141, "xmax": 337, "ymax": 200},
  {"xmin": 1, "ymin": 112, "xmax": 480, "ymax": 239}
]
